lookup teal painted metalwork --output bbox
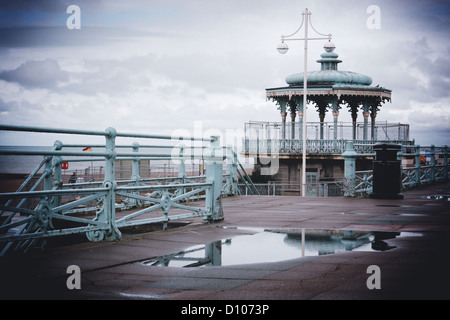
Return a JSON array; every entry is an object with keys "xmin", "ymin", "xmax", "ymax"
[
  {"xmin": 342, "ymin": 142, "xmax": 358, "ymax": 197},
  {"xmin": 238, "ymin": 143, "xmax": 448, "ymax": 198},
  {"xmin": 352, "ymin": 145, "xmax": 449, "ymax": 197},
  {"xmin": 0, "ymin": 125, "xmax": 243, "ymax": 257}
]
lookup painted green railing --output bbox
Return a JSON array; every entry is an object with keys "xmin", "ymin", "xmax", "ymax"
[
  {"xmin": 0, "ymin": 125, "xmax": 244, "ymax": 257},
  {"xmin": 349, "ymin": 144, "xmax": 449, "ymax": 196}
]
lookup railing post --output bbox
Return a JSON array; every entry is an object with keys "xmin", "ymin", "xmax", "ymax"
[
  {"xmin": 444, "ymin": 145, "xmax": 448, "ymax": 181},
  {"xmin": 232, "ymin": 149, "xmax": 238, "ymax": 195},
  {"xmin": 342, "ymin": 141, "xmax": 357, "ymax": 197},
  {"xmin": 224, "ymin": 146, "xmax": 232, "ymax": 196},
  {"xmin": 205, "ymin": 136, "xmax": 224, "ymax": 222},
  {"xmin": 398, "ymin": 147, "xmax": 404, "ymax": 190},
  {"xmin": 86, "ymin": 127, "xmax": 121, "ymax": 242},
  {"xmin": 43, "ymin": 155, "xmax": 53, "ymax": 192},
  {"xmin": 430, "ymin": 145, "xmax": 436, "ymax": 183},
  {"xmin": 177, "ymin": 144, "xmax": 186, "ymax": 197},
  {"xmin": 225, "ymin": 146, "xmax": 238, "ymax": 195},
  {"xmin": 52, "ymin": 140, "xmax": 63, "ymax": 209},
  {"xmin": 415, "ymin": 145, "xmax": 421, "ymax": 187},
  {"xmin": 131, "ymin": 142, "xmax": 141, "ymax": 207}
]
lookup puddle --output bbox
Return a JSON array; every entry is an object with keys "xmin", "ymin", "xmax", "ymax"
[
  {"xmin": 376, "ymin": 204, "xmax": 412, "ymax": 208},
  {"xmin": 143, "ymin": 228, "xmax": 419, "ymax": 268},
  {"xmin": 424, "ymin": 195, "xmax": 450, "ymax": 201}
]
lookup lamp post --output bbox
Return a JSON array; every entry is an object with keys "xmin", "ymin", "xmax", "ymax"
[{"xmin": 277, "ymin": 8, "xmax": 331, "ymax": 197}]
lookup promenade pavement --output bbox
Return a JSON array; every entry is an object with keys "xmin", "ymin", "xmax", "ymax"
[{"xmin": 1, "ymin": 183, "xmax": 449, "ymax": 301}]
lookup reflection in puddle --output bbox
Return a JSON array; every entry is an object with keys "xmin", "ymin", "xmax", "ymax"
[
  {"xmin": 143, "ymin": 229, "xmax": 418, "ymax": 268},
  {"xmin": 424, "ymin": 195, "xmax": 450, "ymax": 201}
]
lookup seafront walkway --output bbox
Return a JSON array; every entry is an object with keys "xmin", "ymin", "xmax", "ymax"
[{"xmin": 1, "ymin": 182, "xmax": 449, "ymax": 300}]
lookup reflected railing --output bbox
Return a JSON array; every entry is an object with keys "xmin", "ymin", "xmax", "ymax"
[{"xmin": 143, "ymin": 229, "xmax": 405, "ymax": 268}]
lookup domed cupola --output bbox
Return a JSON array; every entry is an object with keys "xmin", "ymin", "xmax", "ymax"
[
  {"xmin": 285, "ymin": 42, "xmax": 373, "ymax": 87},
  {"xmin": 266, "ymin": 40, "xmax": 392, "ymax": 142}
]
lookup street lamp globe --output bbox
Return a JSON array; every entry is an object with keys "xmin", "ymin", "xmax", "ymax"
[
  {"xmin": 277, "ymin": 42, "xmax": 289, "ymax": 54},
  {"xmin": 324, "ymin": 41, "xmax": 336, "ymax": 53}
]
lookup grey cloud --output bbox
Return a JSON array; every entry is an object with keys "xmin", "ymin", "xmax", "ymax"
[
  {"xmin": 0, "ymin": 27, "xmax": 99, "ymax": 48},
  {"xmin": 0, "ymin": 0, "xmax": 105, "ymax": 26},
  {"xmin": 0, "ymin": 26, "xmax": 176, "ymax": 48},
  {"xmin": 147, "ymin": 52, "xmax": 274, "ymax": 94},
  {"xmin": 393, "ymin": 0, "xmax": 450, "ymax": 35},
  {"xmin": 358, "ymin": 37, "xmax": 450, "ymax": 106},
  {"xmin": 59, "ymin": 51, "xmax": 270, "ymax": 97},
  {"xmin": 0, "ymin": 58, "xmax": 69, "ymax": 88},
  {"xmin": 0, "ymin": 98, "xmax": 12, "ymax": 112},
  {"xmin": 0, "ymin": 0, "xmax": 75, "ymax": 13},
  {"xmin": 409, "ymin": 122, "xmax": 450, "ymax": 146},
  {"xmin": 399, "ymin": 38, "xmax": 450, "ymax": 101}
]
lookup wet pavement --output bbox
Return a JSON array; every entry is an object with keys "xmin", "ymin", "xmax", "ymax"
[{"xmin": 1, "ymin": 183, "xmax": 449, "ymax": 300}]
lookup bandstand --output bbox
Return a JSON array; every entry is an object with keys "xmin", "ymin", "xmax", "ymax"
[{"xmin": 243, "ymin": 42, "xmax": 413, "ymax": 187}]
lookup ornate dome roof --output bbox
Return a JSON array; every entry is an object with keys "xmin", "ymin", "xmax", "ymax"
[
  {"xmin": 285, "ymin": 44, "xmax": 373, "ymax": 87},
  {"xmin": 286, "ymin": 70, "xmax": 373, "ymax": 86}
]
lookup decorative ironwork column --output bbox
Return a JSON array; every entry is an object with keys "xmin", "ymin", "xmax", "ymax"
[
  {"xmin": 332, "ymin": 111, "xmax": 339, "ymax": 140},
  {"xmin": 290, "ymin": 112, "xmax": 297, "ymax": 140},
  {"xmin": 351, "ymin": 108, "xmax": 358, "ymax": 140},
  {"xmin": 363, "ymin": 111, "xmax": 370, "ymax": 140},
  {"xmin": 331, "ymin": 97, "xmax": 339, "ymax": 140},
  {"xmin": 280, "ymin": 111, "xmax": 287, "ymax": 152},
  {"xmin": 362, "ymin": 101, "xmax": 370, "ymax": 140},
  {"xmin": 296, "ymin": 98, "xmax": 304, "ymax": 141},
  {"xmin": 298, "ymin": 111, "xmax": 304, "ymax": 141},
  {"xmin": 319, "ymin": 112, "xmax": 326, "ymax": 140},
  {"xmin": 371, "ymin": 111, "xmax": 377, "ymax": 140}
]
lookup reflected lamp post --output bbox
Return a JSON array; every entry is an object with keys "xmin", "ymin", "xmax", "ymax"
[{"xmin": 277, "ymin": 8, "xmax": 332, "ymax": 197}]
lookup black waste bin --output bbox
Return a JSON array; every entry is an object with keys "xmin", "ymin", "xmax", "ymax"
[{"xmin": 370, "ymin": 143, "xmax": 403, "ymax": 199}]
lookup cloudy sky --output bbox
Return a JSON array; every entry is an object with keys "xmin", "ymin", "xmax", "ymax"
[{"xmin": 0, "ymin": 0, "xmax": 449, "ymax": 148}]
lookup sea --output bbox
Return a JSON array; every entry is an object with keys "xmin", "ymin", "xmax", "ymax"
[
  {"xmin": 0, "ymin": 146, "xmax": 66, "ymax": 174},
  {"xmin": 0, "ymin": 146, "xmax": 178, "ymax": 175},
  {"xmin": 0, "ymin": 145, "xmax": 254, "ymax": 175}
]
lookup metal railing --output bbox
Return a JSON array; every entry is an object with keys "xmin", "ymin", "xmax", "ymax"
[
  {"xmin": 243, "ymin": 138, "xmax": 414, "ymax": 155},
  {"xmin": 240, "ymin": 143, "xmax": 448, "ymax": 198},
  {"xmin": 238, "ymin": 181, "xmax": 343, "ymax": 197},
  {"xmin": 244, "ymin": 120, "xmax": 410, "ymax": 144},
  {"xmin": 354, "ymin": 170, "xmax": 373, "ymax": 196},
  {"xmin": 0, "ymin": 125, "xmax": 247, "ymax": 257},
  {"xmin": 351, "ymin": 144, "xmax": 449, "ymax": 197}
]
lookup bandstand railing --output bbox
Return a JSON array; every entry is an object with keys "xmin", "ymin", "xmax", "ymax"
[
  {"xmin": 244, "ymin": 138, "xmax": 414, "ymax": 155},
  {"xmin": 238, "ymin": 181, "xmax": 344, "ymax": 197},
  {"xmin": 0, "ymin": 125, "xmax": 244, "ymax": 257}
]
